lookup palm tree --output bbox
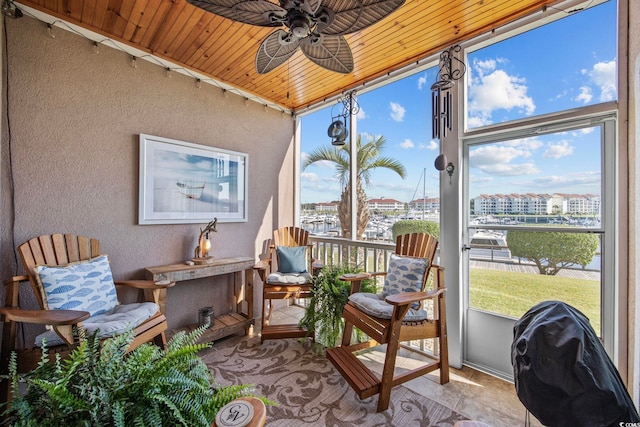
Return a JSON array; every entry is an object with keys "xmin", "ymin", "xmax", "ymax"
[{"xmin": 303, "ymin": 134, "xmax": 406, "ymax": 239}]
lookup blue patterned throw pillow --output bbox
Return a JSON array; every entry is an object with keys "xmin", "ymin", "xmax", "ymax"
[
  {"xmin": 382, "ymin": 254, "xmax": 429, "ymax": 308},
  {"xmin": 35, "ymin": 255, "xmax": 118, "ymax": 317}
]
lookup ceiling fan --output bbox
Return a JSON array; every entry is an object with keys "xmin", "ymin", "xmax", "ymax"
[{"xmin": 186, "ymin": 0, "xmax": 405, "ymax": 74}]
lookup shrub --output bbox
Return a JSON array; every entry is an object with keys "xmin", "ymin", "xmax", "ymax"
[
  {"xmin": 391, "ymin": 219, "xmax": 440, "ymax": 240},
  {"xmin": 299, "ymin": 264, "xmax": 376, "ymax": 348},
  {"xmin": 508, "ymin": 231, "xmax": 599, "ymax": 275}
]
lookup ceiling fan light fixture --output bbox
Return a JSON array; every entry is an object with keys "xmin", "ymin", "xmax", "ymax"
[{"xmin": 289, "ymin": 13, "xmax": 311, "ymax": 38}]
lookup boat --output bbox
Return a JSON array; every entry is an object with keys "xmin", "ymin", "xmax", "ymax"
[
  {"xmin": 176, "ymin": 179, "xmax": 205, "ymax": 199},
  {"xmin": 470, "ymin": 230, "xmax": 512, "ymax": 260}
]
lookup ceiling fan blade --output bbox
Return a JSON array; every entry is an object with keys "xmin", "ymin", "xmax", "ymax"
[
  {"xmin": 186, "ymin": 0, "xmax": 286, "ymax": 27},
  {"xmin": 256, "ymin": 30, "xmax": 300, "ymax": 74},
  {"xmin": 300, "ymin": 34, "xmax": 353, "ymax": 74},
  {"xmin": 318, "ymin": 0, "xmax": 405, "ymax": 35}
]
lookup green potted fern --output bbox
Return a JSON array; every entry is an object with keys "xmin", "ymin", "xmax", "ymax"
[
  {"xmin": 299, "ymin": 263, "xmax": 376, "ymax": 348},
  {"xmin": 1, "ymin": 327, "xmax": 269, "ymax": 426}
]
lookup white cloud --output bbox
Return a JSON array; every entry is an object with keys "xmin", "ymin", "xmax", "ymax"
[
  {"xmin": 301, "ymin": 172, "xmax": 318, "ymax": 182},
  {"xmin": 361, "ymin": 133, "xmax": 380, "ymax": 143},
  {"xmin": 478, "ymin": 162, "xmax": 539, "ymax": 176},
  {"xmin": 467, "ymin": 115, "xmax": 490, "ymax": 128},
  {"xmin": 578, "ymin": 60, "xmax": 617, "ymax": 104},
  {"xmin": 389, "ymin": 102, "xmax": 406, "ymax": 122},
  {"xmin": 529, "ymin": 171, "xmax": 601, "ymax": 188},
  {"xmin": 470, "ymin": 145, "xmax": 540, "ymax": 176},
  {"xmin": 502, "ymin": 137, "xmax": 543, "ymax": 152},
  {"xmin": 356, "ymin": 107, "xmax": 367, "ymax": 120},
  {"xmin": 307, "ymin": 159, "xmax": 335, "ymax": 170},
  {"xmin": 418, "ymin": 74, "xmax": 427, "ymax": 90},
  {"xmin": 400, "ymin": 139, "xmax": 414, "ymax": 149},
  {"xmin": 591, "ymin": 60, "xmax": 617, "ymax": 101},
  {"xmin": 467, "ymin": 58, "xmax": 535, "ymax": 125},
  {"xmin": 572, "ymin": 127, "xmax": 595, "ymax": 136},
  {"xmin": 419, "ymin": 140, "xmax": 439, "ymax": 150},
  {"xmin": 543, "ymin": 140, "xmax": 574, "ymax": 159},
  {"xmin": 575, "ymin": 86, "xmax": 593, "ymax": 104},
  {"xmin": 474, "ymin": 58, "xmax": 498, "ymax": 73}
]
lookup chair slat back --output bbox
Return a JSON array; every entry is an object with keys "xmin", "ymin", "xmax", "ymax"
[
  {"xmin": 395, "ymin": 232, "xmax": 438, "ymax": 260},
  {"xmin": 17, "ymin": 234, "xmax": 102, "ymax": 310},
  {"xmin": 270, "ymin": 227, "xmax": 311, "ymax": 273},
  {"xmin": 395, "ymin": 233, "xmax": 439, "ymax": 292},
  {"xmin": 273, "ymin": 226, "xmax": 309, "ymax": 247}
]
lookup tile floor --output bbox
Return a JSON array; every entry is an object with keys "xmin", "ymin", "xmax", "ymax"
[{"xmin": 261, "ymin": 303, "xmax": 543, "ymax": 427}]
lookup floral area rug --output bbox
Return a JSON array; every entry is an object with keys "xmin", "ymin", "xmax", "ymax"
[{"xmin": 200, "ymin": 335, "xmax": 465, "ymax": 426}]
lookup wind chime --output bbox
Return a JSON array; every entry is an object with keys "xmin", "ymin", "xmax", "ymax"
[
  {"xmin": 431, "ymin": 44, "xmax": 466, "ymax": 140},
  {"xmin": 432, "ymin": 45, "xmax": 466, "ymax": 181}
]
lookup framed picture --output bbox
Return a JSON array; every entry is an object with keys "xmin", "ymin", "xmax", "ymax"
[{"xmin": 139, "ymin": 134, "xmax": 248, "ymax": 224}]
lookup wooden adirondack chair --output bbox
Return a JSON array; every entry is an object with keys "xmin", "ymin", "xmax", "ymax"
[
  {"xmin": 326, "ymin": 232, "xmax": 449, "ymax": 412},
  {"xmin": 254, "ymin": 226, "xmax": 320, "ymax": 342},
  {"xmin": 0, "ymin": 234, "xmax": 174, "ymax": 402}
]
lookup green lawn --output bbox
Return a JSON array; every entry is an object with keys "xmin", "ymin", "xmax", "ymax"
[{"xmin": 470, "ymin": 268, "xmax": 601, "ymax": 332}]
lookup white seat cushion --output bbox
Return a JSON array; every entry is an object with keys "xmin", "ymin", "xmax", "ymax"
[
  {"xmin": 266, "ymin": 272, "xmax": 312, "ymax": 284},
  {"xmin": 35, "ymin": 302, "xmax": 159, "ymax": 347},
  {"xmin": 348, "ymin": 292, "xmax": 428, "ymax": 321}
]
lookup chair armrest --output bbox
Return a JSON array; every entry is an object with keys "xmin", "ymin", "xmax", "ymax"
[
  {"xmin": 368, "ymin": 271, "xmax": 387, "ymax": 278},
  {"xmin": 3, "ymin": 275, "xmax": 29, "ymax": 286},
  {"xmin": 339, "ymin": 273, "xmax": 371, "ymax": 294},
  {"xmin": 253, "ymin": 258, "xmax": 269, "ymax": 271},
  {"xmin": 0, "ymin": 307, "xmax": 90, "ymax": 325},
  {"xmin": 385, "ymin": 288, "xmax": 445, "ymax": 306},
  {"xmin": 116, "ymin": 280, "xmax": 175, "ymax": 289}
]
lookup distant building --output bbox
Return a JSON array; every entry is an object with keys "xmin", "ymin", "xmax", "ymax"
[
  {"xmin": 368, "ymin": 197, "xmax": 404, "ymax": 212},
  {"xmin": 472, "ymin": 193, "xmax": 600, "ymax": 215},
  {"xmin": 315, "ymin": 202, "xmax": 338, "ymax": 212},
  {"xmin": 409, "ymin": 197, "xmax": 440, "ymax": 212}
]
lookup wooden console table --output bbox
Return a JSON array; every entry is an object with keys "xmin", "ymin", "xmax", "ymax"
[{"xmin": 145, "ymin": 257, "xmax": 255, "ymax": 343}]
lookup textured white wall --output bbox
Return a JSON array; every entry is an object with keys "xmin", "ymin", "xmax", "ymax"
[{"xmin": 0, "ymin": 15, "xmax": 295, "ymax": 336}]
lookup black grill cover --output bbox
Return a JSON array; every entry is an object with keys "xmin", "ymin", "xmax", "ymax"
[{"xmin": 512, "ymin": 300, "xmax": 640, "ymax": 427}]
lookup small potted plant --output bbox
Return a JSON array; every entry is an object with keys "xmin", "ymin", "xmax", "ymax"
[
  {"xmin": 1, "ymin": 327, "xmax": 270, "ymax": 426},
  {"xmin": 299, "ymin": 263, "xmax": 376, "ymax": 349}
]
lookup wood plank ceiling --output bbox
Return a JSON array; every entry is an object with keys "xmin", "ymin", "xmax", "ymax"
[{"xmin": 18, "ymin": 0, "xmax": 558, "ymax": 112}]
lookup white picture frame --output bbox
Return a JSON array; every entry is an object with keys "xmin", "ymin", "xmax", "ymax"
[{"xmin": 139, "ymin": 134, "xmax": 248, "ymax": 224}]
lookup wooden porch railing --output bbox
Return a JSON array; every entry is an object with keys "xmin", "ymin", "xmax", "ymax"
[{"xmin": 309, "ymin": 235, "xmax": 441, "ymax": 273}]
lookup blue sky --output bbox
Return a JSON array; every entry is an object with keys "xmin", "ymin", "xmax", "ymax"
[{"xmin": 299, "ymin": 0, "xmax": 616, "ymax": 205}]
